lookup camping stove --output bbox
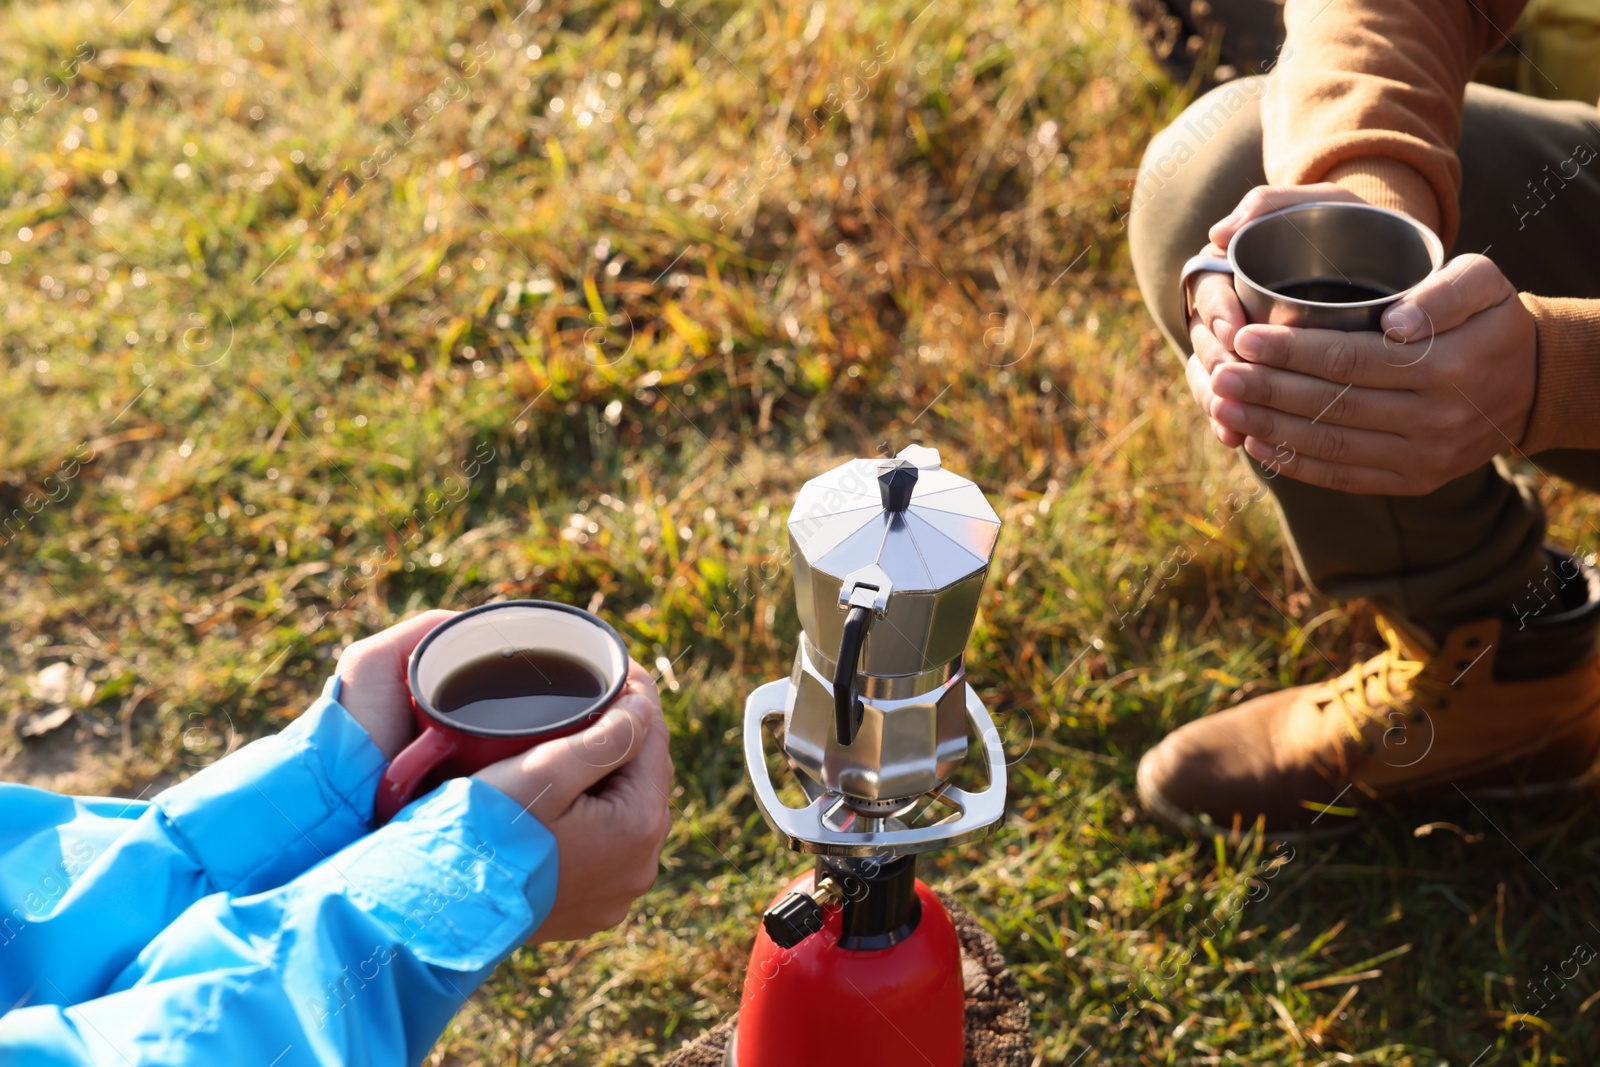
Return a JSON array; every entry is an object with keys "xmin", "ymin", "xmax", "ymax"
[{"xmin": 728, "ymin": 445, "xmax": 1007, "ymax": 1067}]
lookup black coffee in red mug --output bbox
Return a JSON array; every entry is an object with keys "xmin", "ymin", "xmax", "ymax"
[{"xmin": 374, "ymin": 601, "xmax": 630, "ymax": 824}]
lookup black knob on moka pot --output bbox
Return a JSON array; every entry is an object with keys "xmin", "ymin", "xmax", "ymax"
[{"xmin": 876, "ymin": 456, "xmax": 919, "ymax": 512}]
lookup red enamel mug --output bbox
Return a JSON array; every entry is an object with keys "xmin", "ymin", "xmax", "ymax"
[{"xmin": 373, "ymin": 600, "xmax": 630, "ymax": 824}]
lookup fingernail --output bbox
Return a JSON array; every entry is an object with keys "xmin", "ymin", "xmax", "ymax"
[
  {"xmin": 1385, "ymin": 304, "xmax": 1423, "ymax": 337},
  {"xmin": 1213, "ymin": 399, "xmax": 1244, "ymax": 427},
  {"xmin": 1243, "ymin": 437, "xmax": 1269, "ymax": 461},
  {"xmin": 1234, "ymin": 331, "xmax": 1263, "ymax": 359},
  {"xmin": 1211, "ymin": 371, "xmax": 1242, "ymax": 399},
  {"xmin": 1212, "ymin": 318, "xmax": 1233, "ymax": 346}
]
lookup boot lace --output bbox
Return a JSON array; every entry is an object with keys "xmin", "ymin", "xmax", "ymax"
[{"xmin": 1324, "ymin": 617, "xmax": 1451, "ymax": 750}]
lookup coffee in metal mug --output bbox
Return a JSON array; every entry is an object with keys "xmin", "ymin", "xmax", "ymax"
[
  {"xmin": 373, "ymin": 600, "xmax": 630, "ymax": 824},
  {"xmin": 1179, "ymin": 201, "xmax": 1445, "ymax": 332}
]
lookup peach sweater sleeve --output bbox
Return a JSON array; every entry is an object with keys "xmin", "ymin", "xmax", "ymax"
[
  {"xmin": 1518, "ymin": 295, "xmax": 1600, "ymax": 454},
  {"xmin": 1260, "ymin": 0, "xmax": 1526, "ymax": 246},
  {"xmin": 1261, "ymin": 0, "xmax": 1600, "ymax": 452}
]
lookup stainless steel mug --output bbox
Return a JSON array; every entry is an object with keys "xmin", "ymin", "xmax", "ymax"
[{"xmin": 1180, "ymin": 201, "xmax": 1445, "ymax": 331}]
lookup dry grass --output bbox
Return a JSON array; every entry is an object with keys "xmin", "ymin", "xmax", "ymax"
[{"xmin": 3, "ymin": 0, "xmax": 1600, "ymax": 1063}]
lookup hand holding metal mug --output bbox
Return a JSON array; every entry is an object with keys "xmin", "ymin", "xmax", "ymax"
[
  {"xmin": 1182, "ymin": 195, "xmax": 1444, "ymax": 331},
  {"xmin": 1214, "ymin": 253, "xmax": 1538, "ymax": 495},
  {"xmin": 1181, "ymin": 184, "xmax": 1381, "ymax": 446},
  {"xmin": 1182, "ymin": 184, "xmax": 1537, "ymax": 495}
]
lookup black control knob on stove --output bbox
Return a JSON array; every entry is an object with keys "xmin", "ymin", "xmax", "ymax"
[{"xmin": 761, "ymin": 891, "xmax": 825, "ymax": 949}]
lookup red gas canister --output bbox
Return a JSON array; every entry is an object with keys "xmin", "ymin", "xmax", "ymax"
[{"xmin": 731, "ymin": 868, "xmax": 964, "ymax": 1067}]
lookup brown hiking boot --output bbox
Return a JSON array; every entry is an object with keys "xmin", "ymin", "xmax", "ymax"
[{"xmin": 1137, "ymin": 553, "xmax": 1600, "ymax": 841}]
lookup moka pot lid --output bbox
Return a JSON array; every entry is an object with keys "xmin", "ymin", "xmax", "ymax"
[{"xmin": 786, "ymin": 445, "xmax": 1001, "ymax": 594}]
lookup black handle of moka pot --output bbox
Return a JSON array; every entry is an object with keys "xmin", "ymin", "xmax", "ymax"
[
  {"xmin": 831, "ymin": 456, "xmax": 915, "ymax": 747},
  {"xmin": 833, "ymin": 603, "xmax": 871, "ymax": 746}
]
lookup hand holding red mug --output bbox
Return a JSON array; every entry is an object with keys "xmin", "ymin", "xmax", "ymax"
[
  {"xmin": 476, "ymin": 661, "xmax": 673, "ymax": 943},
  {"xmin": 372, "ymin": 601, "xmax": 637, "ymax": 822},
  {"xmin": 335, "ymin": 609, "xmax": 459, "ymax": 761},
  {"xmin": 347, "ymin": 601, "xmax": 672, "ymax": 940}
]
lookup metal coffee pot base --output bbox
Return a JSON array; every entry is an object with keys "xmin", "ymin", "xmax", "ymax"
[{"xmin": 743, "ymin": 678, "xmax": 1007, "ymax": 858}]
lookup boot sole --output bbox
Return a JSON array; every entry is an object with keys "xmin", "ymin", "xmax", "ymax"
[
  {"xmin": 1136, "ymin": 744, "xmax": 1600, "ymax": 844},
  {"xmin": 1135, "ymin": 752, "xmax": 1364, "ymax": 845},
  {"xmin": 1458, "ymin": 753, "xmax": 1600, "ymax": 801}
]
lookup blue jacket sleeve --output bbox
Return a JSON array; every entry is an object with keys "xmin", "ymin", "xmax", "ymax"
[
  {"xmin": 0, "ymin": 678, "xmax": 386, "ymax": 1008},
  {"xmin": 0, "ymin": 777, "xmax": 560, "ymax": 1067}
]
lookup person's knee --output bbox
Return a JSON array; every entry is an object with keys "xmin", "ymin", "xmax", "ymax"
[
  {"xmin": 1130, "ymin": 76, "xmax": 1268, "ymax": 356},
  {"xmin": 1131, "ymin": 76, "xmax": 1268, "ymax": 238},
  {"xmin": 1131, "ymin": 125, "xmax": 1199, "ymax": 226}
]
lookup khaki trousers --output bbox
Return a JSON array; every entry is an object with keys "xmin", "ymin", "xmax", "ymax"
[{"xmin": 1129, "ymin": 78, "xmax": 1600, "ymax": 630}]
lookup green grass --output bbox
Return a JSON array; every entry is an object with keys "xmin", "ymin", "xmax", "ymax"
[{"xmin": 4, "ymin": 0, "xmax": 1600, "ymax": 1063}]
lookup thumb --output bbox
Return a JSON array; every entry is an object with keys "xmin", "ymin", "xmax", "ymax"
[
  {"xmin": 1208, "ymin": 183, "xmax": 1361, "ymax": 249},
  {"xmin": 1379, "ymin": 253, "xmax": 1510, "ymax": 341},
  {"xmin": 475, "ymin": 683, "xmax": 654, "ymax": 825}
]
